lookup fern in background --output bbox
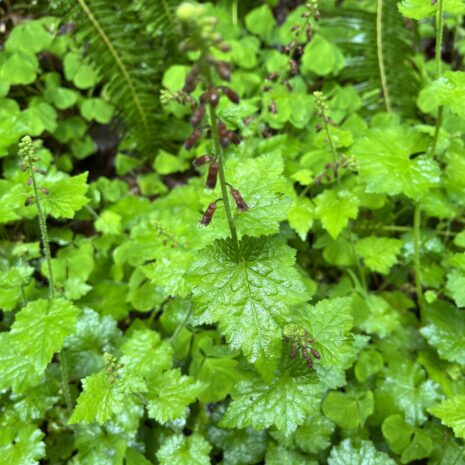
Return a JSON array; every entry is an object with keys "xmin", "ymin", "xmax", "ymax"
[
  {"xmin": 323, "ymin": 0, "xmax": 419, "ymax": 117},
  {"xmin": 50, "ymin": 0, "xmax": 181, "ymax": 157}
]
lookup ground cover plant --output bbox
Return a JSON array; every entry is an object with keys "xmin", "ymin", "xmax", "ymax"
[{"xmin": 1, "ymin": 0, "xmax": 465, "ymax": 463}]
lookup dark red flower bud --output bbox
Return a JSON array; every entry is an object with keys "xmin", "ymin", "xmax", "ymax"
[
  {"xmin": 290, "ymin": 345, "xmax": 297, "ymax": 358},
  {"xmin": 200, "ymin": 202, "xmax": 217, "ymax": 226},
  {"xmin": 228, "ymin": 131, "xmax": 241, "ymax": 145},
  {"xmin": 325, "ymin": 174, "xmax": 331, "ymax": 182},
  {"xmin": 24, "ymin": 197, "xmax": 34, "ymax": 206},
  {"xmin": 206, "ymin": 162, "xmax": 219, "ymax": 189},
  {"xmin": 291, "ymin": 25, "xmax": 300, "ymax": 32},
  {"xmin": 290, "ymin": 59, "xmax": 298, "ymax": 75},
  {"xmin": 324, "ymin": 162, "xmax": 332, "ymax": 170},
  {"xmin": 220, "ymin": 86, "xmax": 240, "ymax": 104},
  {"xmin": 200, "ymin": 90, "xmax": 210, "ymax": 105},
  {"xmin": 306, "ymin": 357, "xmax": 314, "ymax": 368},
  {"xmin": 219, "ymin": 133, "xmax": 230, "ymax": 148},
  {"xmin": 33, "ymin": 168, "xmax": 46, "ymax": 175},
  {"xmin": 231, "ymin": 188, "xmax": 248, "ymax": 211},
  {"xmin": 183, "ymin": 73, "xmax": 197, "ymax": 94},
  {"xmin": 193, "ymin": 154, "xmax": 214, "ymax": 166},
  {"xmin": 185, "ymin": 128, "xmax": 202, "ymax": 150},
  {"xmin": 215, "ymin": 61, "xmax": 231, "ymax": 80},
  {"xmin": 269, "ymin": 101, "xmax": 277, "ymax": 114},
  {"xmin": 26, "ymin": 177, "xmax": 32, "ymax": 186},
  {"xmin": 40, "ymin": 187, "xmax": 49, "ymax": 195},
  {"xmin": 191, "ymin": 105, "xmax": 205, "ymax": 128},
  {"xmin": 209, "ymin": 89, "xmax": 220, "ymax": 107},
  {"xmin": 311, "ymin": 348, "xmax": 320, "ymax": 360}
]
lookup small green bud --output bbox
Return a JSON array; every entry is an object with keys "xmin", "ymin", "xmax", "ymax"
[
  {"xmin": 176, "ymin": 2, "xmax": 205, "ymax": 22},
  {"xmin": 18, "ymin": 135, "xmax": 34, "ymax": 159}
]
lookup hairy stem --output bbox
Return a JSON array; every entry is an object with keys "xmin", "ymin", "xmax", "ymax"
[
  {"xmin": 413, "ymin": 203, "xmax": 425, "ymax": 315},
  {"xmin": 26, "ymin": 156, "xmax": 54, "ymax": 299},
  {"xmin": 430, "ymin": 0, "xmax": 445, "ymax": 156},
  {"xmin": 376, "ymin": 0, "xmax": 392, "ymax": 112},
  {"xmin": 209, "ymin": 103, "xmax": 240, "ymax": 255}
]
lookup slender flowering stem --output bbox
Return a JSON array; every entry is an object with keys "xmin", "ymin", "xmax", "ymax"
[
  {"xmin": 413, "ymin": 203, "xmax": 425, "ymax": 316},
  {"xmin": 205, "ymin": 65, "xmax": 240, "ymax": 256},
  {"xmin": 430, "ymin": 0, "xmax": 445, "ymax": 156},
  {"xmin": 20, "ymin": 137, "xmax": 55, "ymax": 299}
]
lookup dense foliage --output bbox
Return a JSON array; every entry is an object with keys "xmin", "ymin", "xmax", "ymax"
[{"xmin": 1, "ymin": 0, "xmax": 465, "ymax": 464}]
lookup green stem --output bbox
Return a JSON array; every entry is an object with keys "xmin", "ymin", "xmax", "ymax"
[
  {"xmin": 210, "ymin": 103, "xmax": 240, "ymax": 255},
  {"xmin": 376, "ymin": 0, "xmax": 392, "ymax": 112},
  {"xmin": 170, "ymin": 306, "xmax": 192, "ymax": 345},
  {"xmin": 430, "ymin": 0, "xmax": 445, "ymax": 156},
  {"xmin": 26, "ymin": 157, "xmax": 54, "ymax": 299},
  {"xmin": 232, "ymin": 0, "xmax": 238, "ymax": 26},
  {"xmin": 59, "ymin": 351, "xmax": 72, "ymax": 411},
  {"xmin": 413, "ymin": 203, "xmax": 425, "ymax": 315}
]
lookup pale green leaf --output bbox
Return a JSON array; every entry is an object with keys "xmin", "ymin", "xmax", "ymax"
[
  {"xmin": 356, "ymin": 236, "xmax": 403, "ymax": 274},
  {"xmin": 146, "ymin": 369, "xmax": 205, "ymax": 423},
  {"xmin": 352, "ymin": 127, "xmax": 440, "ymax": 200},
  {"xmin": 221, "ymin": 368, "xmax": 323, "ymax": 436},
  {"xmin": 10, "ymin": 298, "xmax": 79, "ymax": 373},
  {"xmin": 157, "ymin": 434, "xmax": 212, "ymax": 465},
  {"xmin": 399, "ymin": 0, "xmax": 465, "ymax": 19},
  {"xmin": 429, "ymin": 395, "xmax": 465, "ymax": 440},
  {"xmin": 42, "ymin": 172, "xmax": 89, "ymax": 219},
  {"xmin": 329, "ymin": 439, "xmax": 396, "ymax": 465},
  {"xmin": 315, "ymin": 189, "xmax": 359, "ymax": 239}
]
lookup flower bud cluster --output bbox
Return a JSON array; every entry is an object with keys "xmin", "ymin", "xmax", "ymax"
[
  {"xmin": 283, "ymin": 323, "xmax": 320, "ymax": 369},
  {"xmin": 103, "ymin": 352, "xmax": 122, "ymax": 384}
]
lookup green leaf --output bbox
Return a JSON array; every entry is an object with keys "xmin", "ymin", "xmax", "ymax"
[
  {"xmin": 446, "ymin": 269, "xmax": 465, "ymax": 307},
  {"xmin": 418, "ymin": 71, "xmax": 465, "ymax": 119},
  {"xmin": 0, "ymin": 265, "xmax": 34, "ymax": 288},
  {"xmin": 421, "ymin": 300, "xmax": 465, "ymax": 365},
  {"xmin": 0, "ymin": 52, "xmax": 39, "ymax": 85},
  {"xmin": 429, "ymin": 395, "xmax": 465, "ymax": 440},
  {"xmin": 356, "ymin": 236, "xmax": 403, "ymax": 274},
  {"xmin": 0, "ymin": 334, "xmax": 42, "ymax": 393},
  {"xmin": 42, "ymin": 172, "xmax": 89, "ymax": 219},
  {"xmin": 156, "ymin": 434, "xmax": 212, "ymax": 465},
  {"xmin": 146, "ymin": 369, "xmax": 205, "ymax": 423},
  {"xmin": 295, "ymin": 414, "xmax": 335, "ymax": 454},
  {"xmin": 80, "ymin": 98, "xmax": 114, "ymax": 124},
  {"xmin": 10, "ymin": 298, "xmax": 80, "ymax": 373},
  {"xmin": 154, "ymin": 150, "xmax": 188, "ymax": 175},
  {"xmin": 355, "ymin": 350, "xmax": 384, "ymax": 382},
  {"xmin": 379, "ymin": 360, "xmax": 442, "ymax": 425},
  {"xmin": 188, "ymin": 236, "xmax": 307, "ymax": 377},
  {"xmin": 322, "ymin": 390, "xmax": 374, "ymax": 429},
  {"xmin": 206, "ymin": 154, "xmax": 290, "ymax": 239},
  {"xmin": 352, "ymin": 127, "xmax": 440, "ymax": 200},
  {"xmin": 221, "ymin": 368, "xmax": 323, "ymax": 436},
  {"xmin": 0, "ymin": 418, "xmax": 45, "ymax": 465},
  {"xmin": 315, "ymin": 189, "xmax": 359, "ymax": 239},
  {"xmin": 329, "ymin": 439, "xmax": 397, "ymax": 465},
  {"xmin": 5, "ymin": 19, "xmax": 54, "ymax": 54},
  {"xmin": 399, "ymin": 0, "xmax": 465, "ymax": 19},
  {"xmin": 207, "ymin": 426, "xmax": 267, "ymax": 465},
  {"xmin": 63, "ymin": 52, "xmax": 100, "ymax": 89},
  {"xmin": 288, "ymin": 196, "xmax": 314, "ymax": 240},
  {"xmin": 245, "ymin": 5, "xmax": 276, "ymax": 43},
  {"xmin": 95, "ymin": 210, "xmax": 122, "ymax": 236},
  {"xmin": 120, "ymin": 329, "xmax": 173, "ymax": 378},
  {"xmin": 302, "ymin": 34, "xmax": 344, "ymax": 76},
  {"xmin": 69, "ymin": 370, "xmax": 126, "ymax": 425},
  {"xmin": 382, "ymin": 414, "xmax": 433, "ymax": 463},
  {"xmin": 293, "ymin": 298, "xmax": 358, "ymax": 387},
  {"xmin": 265, "ymin": 445, "xmax": 317, "ymax": 465}
]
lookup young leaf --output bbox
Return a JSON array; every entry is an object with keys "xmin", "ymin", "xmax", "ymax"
[
  {"xmin": 356, "ymin": 236, "xmax": 403, "ymax": 274},
  {"xmin": 69, "ymin": 370, "xmax": 125, "ymax": 425},
  {"xmin": 315, "ymin": 189, "xmax": 359, "ymax": 239},
  {"xmin": 188, "ymin": 236, "xmax": 308, "ymax": 377},
  {"xmin": 446, "ymin": 269, "xmax": 465, "ymax": 307},
  {"xmin": 221, "ymin": 368, "xmax": 323, "ymax": 436},
  {"xmin": 120, "ymin": 329, "xmax": 173, "ymax": 378},
  {"xmin": 156, "ymin": 434, "xmax": 212, "ymax": 465},
  {"xmin": 265, "ymin": 445, "xmax": 317, "ymax": 465},
  {"xmin": 421, "ymin": 300, "xmax": 465, "ymax": 365},
  {"xmin": 328, "ymin": 439, "xmax": 396, "ymax": 465},
  {"xmin": 42, "ymin": 172, "xmax": 89, "ymax": 219},
  {"xmin": 378, "ymin": 360, "xmax": 442, "ymax": 425},
  {"xmin": 351, "ymin": 127, "xmax": 440, "ymax": 200},
  {"xmin": 10, "ymin": 298, "xmax": 79, "ymax": 373},
  {"xmin": 429, "ymin": 395, "xmax": 465, "ymax": 440},
  {"xmin": 145, "ymin": 369, "xmax": 205, "ymax": 423}
]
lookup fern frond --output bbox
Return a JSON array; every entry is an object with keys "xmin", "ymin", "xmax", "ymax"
[
  {"xmin": 323, "ymin": 0, "xmax": 419, "ymax": 117},
  {"xmin": 55, "ymin": 0, "xmax": 181, "ymax": 157}
]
